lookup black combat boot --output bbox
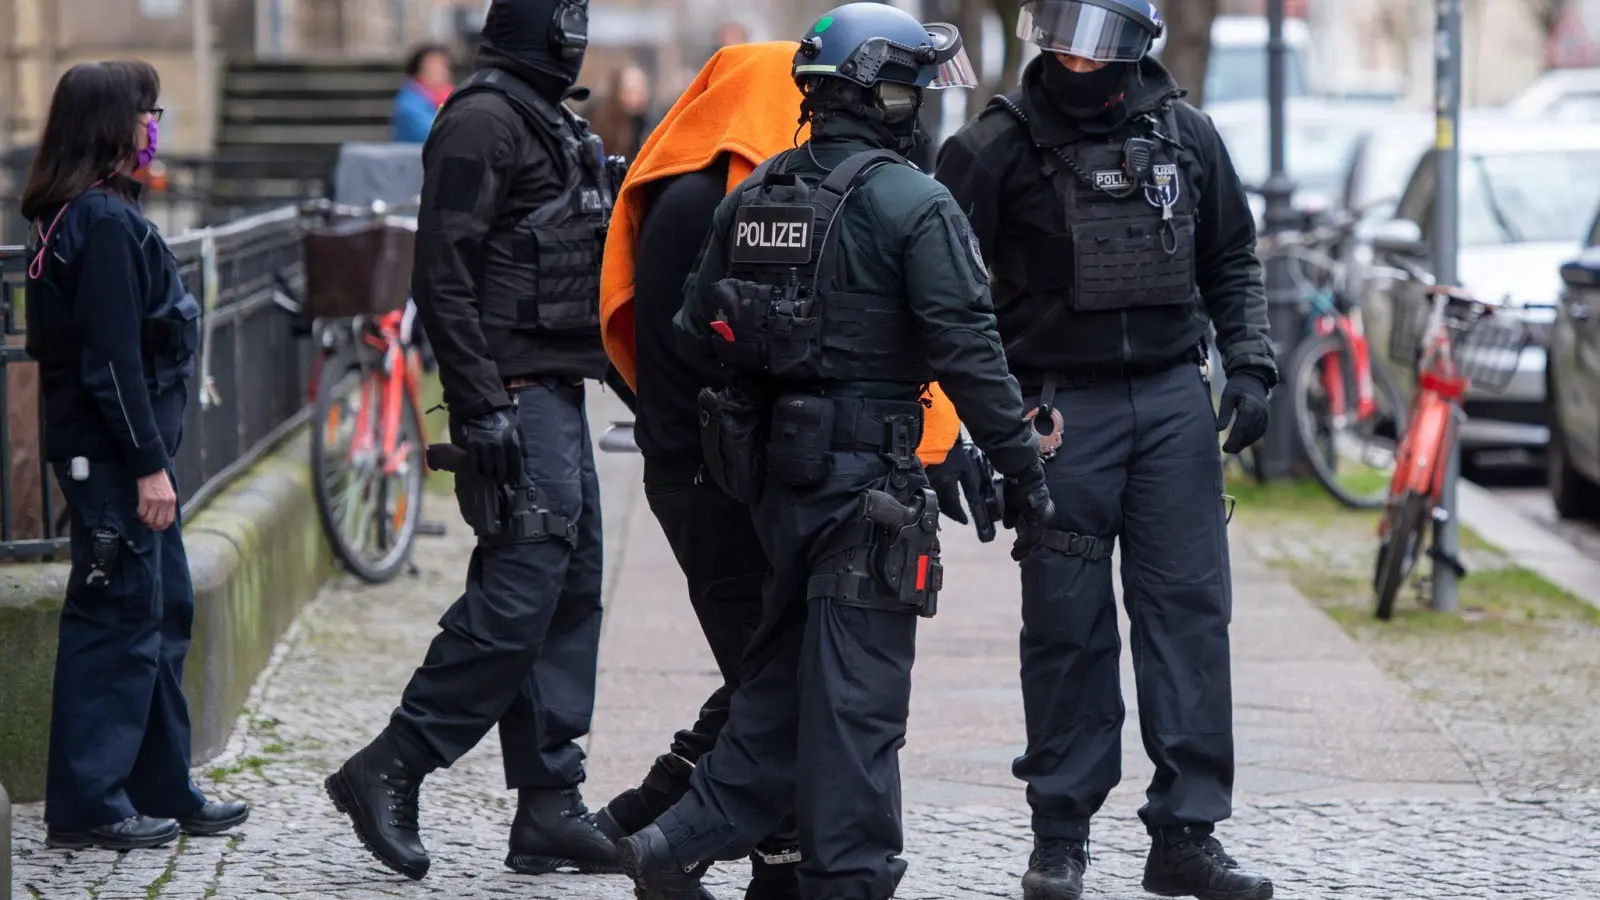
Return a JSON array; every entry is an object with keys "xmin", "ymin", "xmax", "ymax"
[
  {"xmin": 1020, "ymin": 837, "xmax": 1088, "ymax": 900},
  {"xmin": 594, "ymin": 752, "xmax": 695, "ymax": 841},
  {"xmin": 325, "ymin": 733, "xmax": 431, "ymax": 880},
  {"xmin": 505, "ymin": 787, "xmax": 624, "ymax": 875},
  {"xmin": 745, "ymin": 843, "xmax": 801, "ymax": 900},
  {"xmin": 617, "ymin": 823, "xmax": 712, "ymax": 900},
  {"xmin": 1142, "ymin": 826, "xmax": 1274, "ymax": 900}
]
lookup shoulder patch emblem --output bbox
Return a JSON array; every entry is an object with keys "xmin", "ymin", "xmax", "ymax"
[{"xmin": 1144, "ymin": 163, "xmax": 1181, "ymax": 209}]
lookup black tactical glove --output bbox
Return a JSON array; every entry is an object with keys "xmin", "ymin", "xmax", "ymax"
[
  {"xmin": 1003, "ymin": 460, "xmax": 1055, "ymax": 562},
  {"xmin": 458, "ymin": 408, "xmax": 523, "ymax": 485},
  {"xmin": 926, "ymin": 440, "xmax": 979, "ymax": 525},
  {"xmin": 1216, "ymin": 367, "xmax": 1272, "ymax": 455}
]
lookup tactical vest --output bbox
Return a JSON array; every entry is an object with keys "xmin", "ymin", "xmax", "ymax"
[
  {"xmin": 447, "ymin": 68, "xmax": 613, "ymax": 337},
  {"xmin": 698, "ymin": 148, "xmax": 930, "ymax": 383},
  {"xmin": 987, "ymin": 96, "xmax": 1198, "ymax": 356},
  {"xmin": 26, "ymin": 211, "xmax": 200, "ymax": 392}
]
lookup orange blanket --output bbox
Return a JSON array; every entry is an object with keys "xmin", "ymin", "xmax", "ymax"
[{"xmin": 597, "ymin": 41, "xmax": 960, "ymax": 465}]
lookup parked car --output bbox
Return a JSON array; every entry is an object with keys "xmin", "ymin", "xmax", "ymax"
[
  {"xmin": 1151, "ymin": 15, "xmax": 1313, "ymax": 106},
  {"xmin": 1547, "ymin": 206, "xmax": 1600, "ymax": 518},
  {"xmin": 1208, "ymin": 98, "xmax": 1407, "ymax": 224},
  {"xmin": 1506, "ymin": 67, "xmax": 1600, "ymax": 121},
  {"xmin": 1363, "ymin": 119, "xmax": 1600, "ymax": 456}
]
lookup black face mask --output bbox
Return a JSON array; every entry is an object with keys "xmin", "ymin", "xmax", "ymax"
[{"xmin": 1040, "ymin": 58, "xmax": 1132, "ymax": 118}]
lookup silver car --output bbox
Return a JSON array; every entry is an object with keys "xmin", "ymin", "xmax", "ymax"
[{"xmin": 1362, "ymin": 118, "xmax": 1600, "ymax": 453}]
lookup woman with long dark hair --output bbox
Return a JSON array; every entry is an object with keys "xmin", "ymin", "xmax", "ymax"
[{"xmin": 22, "ymin": 60, "xmax": 249, "ymax": 852}]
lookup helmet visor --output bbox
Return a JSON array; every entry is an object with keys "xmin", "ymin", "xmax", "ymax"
[
  {"xmin": 923, "ymin": 23, "xmax": 978, "ymax": 89},
  {"xmin": 1016, "ymin": 1, "xmax": 1154, "ymax": 62}
]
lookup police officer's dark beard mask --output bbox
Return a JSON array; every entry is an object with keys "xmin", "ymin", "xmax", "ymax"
[{"xmin": 1041, "ymin": 57, "xmax": 1132, "ymax": 119}]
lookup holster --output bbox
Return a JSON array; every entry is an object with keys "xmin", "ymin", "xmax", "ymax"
[
  {"xmin": 807, "ymin": 484, "xmax": 943, "ymax": 619},
  {"xmin": 697, "ymin": 385, "xmax": 765, "ymax": 504},
  {"xmin": 455, "ymin": 471, "xmax": 578, "ymax": 547}
]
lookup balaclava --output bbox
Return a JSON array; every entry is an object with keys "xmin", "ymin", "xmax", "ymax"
[{"xmin": 481, "ymin": 0, "xmax": 588, "ymax": 86}]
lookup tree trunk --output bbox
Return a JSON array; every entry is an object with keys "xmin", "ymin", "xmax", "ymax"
[
  {"xmin": 1160, "ymin": 0, "xmax": 1220, "ymax": 106},
  {"xmin": 959, "ymin": 0, "xmax": 991, "ymax": 120},
  {"xmin": 995, "ymin": 0, "xmax": 1024, "ymax": 94}
]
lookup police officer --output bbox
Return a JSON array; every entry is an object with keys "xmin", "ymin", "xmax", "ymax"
[
  {"xmin": 615, "ymin": 6, "xmax": 1053, "ymax": 899},
  {"xmin": 935, "ymin": 2, "xmax": 1275, "ymax": 898},
  {"xmin": 325, "ymin": 0, "xmax": 619, "ymax": 881},
  {"xmin": 23, "ymin": 60, "xmax": 249, "ymax": 850}
]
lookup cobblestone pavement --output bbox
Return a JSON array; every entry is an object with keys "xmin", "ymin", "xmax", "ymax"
[{"xmin": 12, "ymin": 397, "xmax": 1600, "ymax": 899}]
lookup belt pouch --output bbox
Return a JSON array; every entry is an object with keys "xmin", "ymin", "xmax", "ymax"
[
  {"xmin": 767, "ymin": 395, "xmax": 834, "ymax": 486},
  {"xmin": 697, "ymin": 386, "xmax": 762, "ymax": 504}
]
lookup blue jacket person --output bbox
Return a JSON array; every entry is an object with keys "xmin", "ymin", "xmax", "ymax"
[
  {"xmin": 935, "ymin": 2, "xmax": 1277, "ymax": 899},
  {"xmin": 22, "ymin": 60, "xmax": 249, "ymax": 852}
]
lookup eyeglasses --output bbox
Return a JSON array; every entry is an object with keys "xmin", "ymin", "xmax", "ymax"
[{"xmin": 146, "ymin": 107, "xmax": 164, "ymax": 122}]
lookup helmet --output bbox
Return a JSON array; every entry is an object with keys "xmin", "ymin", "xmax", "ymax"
[
  {"xmin": 793, "ymin": 3, "xmax": 977, "ymax": 92},
  {"xmin": 1016, "ymin": 0, "xmax": 1165, "ymax": 63}
]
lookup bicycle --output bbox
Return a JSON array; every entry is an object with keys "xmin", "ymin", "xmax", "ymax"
[
  {"xmin": 1371, "ymin": 266, "xmax": 1528, "ymax": 620},
  {"xmin": 1260, "ymin": 216, "xmax": 1408, "ymax": 509},
  {"xmin": 275, "ymin": 198, "xmax": 428, "ymax": 583}
]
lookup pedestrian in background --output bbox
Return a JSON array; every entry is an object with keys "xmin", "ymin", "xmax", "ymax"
[
  {"xmin": 21, "ymin": 59, "xmax": 249, "ymax": 852},
  {"xmin": 325, "ymin": 0, "xmax": 620, "ymax": 882},
  {"xmin": 392, "ymin": 44, "xmax": 455, "ymax": 143},
  {"xmin": 935, "ymin": 1, "xmax": 1276, "ymax": 898},
  {"xmin": 584, "ymin": 63, "xmax": 655, "ymax": 160}
]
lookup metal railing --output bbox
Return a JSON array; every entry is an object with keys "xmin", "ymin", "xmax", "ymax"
[{"xmin": 0, "ymin": 207, "xmax": 317, "ymax": 559}]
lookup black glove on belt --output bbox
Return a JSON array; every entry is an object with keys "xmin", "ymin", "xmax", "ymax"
[{"xmin": 1004, "ymin": 459, "xmax": 1055, "ymax": 562}]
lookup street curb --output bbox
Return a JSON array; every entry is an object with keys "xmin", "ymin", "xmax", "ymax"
[
  {"xmin": 0, "ymin": 430, "xmax": 334, "ymax": 802},
  {"xmin": 1456, "ymin": 478, "xmax": 1600, "ymax": 613}
]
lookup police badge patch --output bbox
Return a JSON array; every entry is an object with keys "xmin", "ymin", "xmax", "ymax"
[{"xmin": 1144, "ymin": 163, "xmax": 1180, "ymax": 209}]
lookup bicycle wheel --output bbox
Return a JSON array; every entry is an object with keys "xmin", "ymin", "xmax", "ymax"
[
  {"xmin": 311, "ymin": 352, "xmax": 424, "ymax": 583},
  {"xmin": 1373, "ymin": 490, "xmax": 1429, "ymax": 620},
  {"xmin": 1290, "ymin": 334, "xmax": 1407, "ymax": 510}
]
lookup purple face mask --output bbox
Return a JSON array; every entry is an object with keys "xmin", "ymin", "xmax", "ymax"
[{"xmin": 137, "ymin": 118, "xmax": 159, "ymax": 169}]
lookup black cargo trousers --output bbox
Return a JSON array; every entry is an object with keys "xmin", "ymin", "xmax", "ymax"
[
  {"xmin": 640, "ymin": 454, "xmax": 800, "ymax": 861},
  {"xmin": 654, "ymin": 395, "xmax": 932, "ymax": 900},
  {"xmin": 1012, "ymin": 361, "xmax": 1235, "ymax": 841},
  {"xmin": 388, "ymin": 379, "xmax": 605, "ymax": 790}
]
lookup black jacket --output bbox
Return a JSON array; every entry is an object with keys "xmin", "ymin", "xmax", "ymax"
[
  {"xmin": 634, "ymin": 156, "xmax": 730, "ymax": 470},
  {"xmin": 28, "ymin": 178, "xmax": 190, "ymax": 477},
  {"xmin": 675, "ymin": 117, "xmax": 1040, "ymax": 480},
  {"xmin": 935, "ymin": 57, "xmax": 1276, "ymax": 388},
  {"xmin": 413, "ymin": 58, "xmax": 608, "ymax": 421}
]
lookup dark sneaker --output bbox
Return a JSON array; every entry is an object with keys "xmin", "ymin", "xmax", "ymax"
[
  {"xmin": 1142, "ymin": 826, "xmax": 1273, "ymax": 900},
  {"xmin": 46, "ymin": 815, "xmax": 179, "ymax": 851},
  {"xmin": 745, "ymin": 843, "xmax": 801, "ymax": 900},
  {"xmin": 325, "ymin": 735, "xmax": 430, "ymax": 880},
  {"xmin": 594, "ymin": 752, "xmax": 695, "ymax": 841},
  {"xmin": 1021, "ymin": 837, "xmax": 1088, "ymax": 900},
  {"xmin": 178, "ymin": 799, "xmax": 250, "ymax": 836},
  {"xmin": 505, "ymin": 787, "xmax": 624, "ymax": 875}
]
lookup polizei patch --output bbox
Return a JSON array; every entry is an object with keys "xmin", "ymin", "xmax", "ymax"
[
  {"xmin": 1094, "ymin": 169, "xmax": 1134, "ymax": 191},
  {"xmin": 730, "ymin": 204, "xmax": 814, "ymax": 266},
  {"xmin": 1144, "ymin": 163, "xmax": 1181, "ymax": 208}
]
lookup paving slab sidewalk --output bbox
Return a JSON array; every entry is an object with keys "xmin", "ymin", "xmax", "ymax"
[{"xmin": 11, "ymin": 394, "xmax": 1600, "ymax": 899}]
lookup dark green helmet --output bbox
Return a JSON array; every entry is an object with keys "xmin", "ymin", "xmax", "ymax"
[{"xmin": 792, "ymin": 3, "xmax": 976, "ymax": 92}]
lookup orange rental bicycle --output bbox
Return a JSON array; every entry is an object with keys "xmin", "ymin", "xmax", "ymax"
[
  {"xmin": 1372, "ymin": 268, "xmax": 1527, "ymax": 619},
  {"xmin": 279, "ymin": 199, "xmax": 428, "ymax": 583}
]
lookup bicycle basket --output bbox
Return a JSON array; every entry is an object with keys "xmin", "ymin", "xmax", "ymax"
[
  {"xmin": 1446, "ymin": 309, "xmax": 1529, "ymax": 393},
  {"xmin": 301, "ymin": 217, "xmax": 416, "ymax": 320},
  {"xmin": 1387, "ymin": 295, "xmax": 1428, "ymax": 365}
]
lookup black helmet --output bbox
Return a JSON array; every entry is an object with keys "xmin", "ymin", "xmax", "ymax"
[
  {"xmin": 1017, "ymin": 0, "xmax": 1165, "ymax": 63},
  {"xmin": 792, "ymin": 3, "xmax": 976, "ymax": 92}
]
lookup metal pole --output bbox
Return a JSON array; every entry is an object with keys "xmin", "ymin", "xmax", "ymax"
[
  {"xmin": 1430, "ymin": 0, "xmax": 1463, "ymax": 613},
  {"xmin": 1258, "ymin": 0, "xmax": 1308, "ymax": 481},
  {"xmin": 1, "ymin": 779, "xmax": 11, "ymax": 900}
]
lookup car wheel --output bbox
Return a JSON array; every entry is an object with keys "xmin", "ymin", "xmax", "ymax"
[{"xmin": 1548, "ymin": 402, "xmax": 1600, "ymax": 520}]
